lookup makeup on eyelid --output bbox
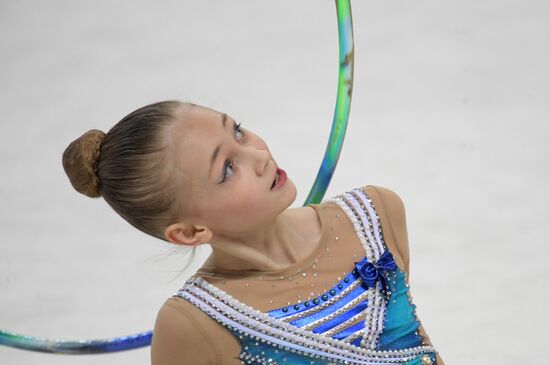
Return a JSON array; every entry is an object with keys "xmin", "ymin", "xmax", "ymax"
[{"xmin": 219, "ymin": 122, "xmax": 244, "ymax": 182}]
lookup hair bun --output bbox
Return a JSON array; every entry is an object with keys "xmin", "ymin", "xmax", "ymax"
[{"xmin": 62, "ymin": 129, "xmax": 106, "ymax": 198}]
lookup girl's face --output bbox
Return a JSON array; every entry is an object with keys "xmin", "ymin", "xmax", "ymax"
[{"xmin": 167, "ymin": 104, "xmax": 297, "ymax": 240}]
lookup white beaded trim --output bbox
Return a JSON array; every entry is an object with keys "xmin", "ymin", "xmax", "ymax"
[
  {"xmin": 352, "ymin": 189, "xmax": 387, "ymax": 258},
  {"xmin": 351, "ymin": 188, "xmax": 394, "ymax": 350},
  {"xmin": 362, "ymin": 282, "xmax": 383, "ymax": 350},
  {"xmin": 179, "ymin": 289, "xmax": 371, "ymax": 364},
  {"xmin": 176, "ymin": 277, "xmax": 438, "ymax": 364},
  {"xmin": 337, "ymin": 191, "xmax": 385, "ymax": 349},
  {"xmin": 323, "ymin": 196, "xmax": 382, "ymax": 348},
  {"xmin": 344, "ymin": 191, "xmax": 382, "ymax": 260},
  {"xmin": 324, "ymin": 197, "xmax": 375, "ymax": 262},
  {"xmin": 323, "ymin": 188, "xmax": 389, "ymax": 350},
  {"xmin": 343, "ymin": 328, "xmax": 365, "ymax": 344}
]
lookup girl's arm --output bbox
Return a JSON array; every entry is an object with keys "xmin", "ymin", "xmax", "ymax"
[{"xmin": 151, "ymin": 297, "xmax": 220, "ymax": 365}]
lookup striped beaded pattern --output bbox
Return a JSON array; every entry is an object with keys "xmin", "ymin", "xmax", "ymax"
[
  {"xmin": 176, "ymin": 276, "xmax": 436, "ymax": 364},
  {"xmin": 322, "ymin": 188, "xmax": 388, "ymax": 349}
]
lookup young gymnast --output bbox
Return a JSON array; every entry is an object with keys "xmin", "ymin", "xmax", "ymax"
[{"xmin": 62, "ymin": 101, "xmax": 444, "ymax": 364}]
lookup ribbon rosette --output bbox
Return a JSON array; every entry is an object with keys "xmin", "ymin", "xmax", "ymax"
[{"xmin": 353, "ymin": 250, "xmax": 397, "ymax": 300}]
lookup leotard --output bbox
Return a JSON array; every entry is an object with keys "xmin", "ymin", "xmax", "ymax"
[{"xmin": 151, "ymin": 185, "xmax": 444, "ymax": 365}]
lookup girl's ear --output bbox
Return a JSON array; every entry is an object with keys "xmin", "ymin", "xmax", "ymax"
[{"xmin": 164, "ymin": 222, "xmax": 212, "ymax": 247}]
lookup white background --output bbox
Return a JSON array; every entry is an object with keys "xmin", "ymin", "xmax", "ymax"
[{"xmin": 1, "ymin": 0, "xmax": 548, "ymax": 364}]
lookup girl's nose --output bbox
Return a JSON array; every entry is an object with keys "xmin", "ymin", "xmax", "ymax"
[{"xmin": 254, "ymin": 148, "xmax": 271, "ymax": 176}]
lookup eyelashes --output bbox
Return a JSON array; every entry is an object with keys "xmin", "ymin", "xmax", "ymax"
[
  {"xmin": 220, "ymin": 122, "xmax": 245, "ymax": 182},
  {"xmin": 235, "ymin": 122, "xmax": 243, "ymax": 137}
]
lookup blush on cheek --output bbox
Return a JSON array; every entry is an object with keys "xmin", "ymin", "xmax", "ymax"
[{"xmin": 230, "ymin": 194, "xmax": 269, "ymax": 227}]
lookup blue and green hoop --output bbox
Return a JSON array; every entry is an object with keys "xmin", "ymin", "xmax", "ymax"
[{"xmin": 0, "ymin": 0, "xmax": 354, "ymax": 354}]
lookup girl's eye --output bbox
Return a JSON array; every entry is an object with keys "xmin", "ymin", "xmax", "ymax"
[
  {"xmin": 235, "ymin": 122, "xmax": 245, "ymax": 139},
  {"xmin": 222, "ymin": 160, "xmax": 234, "ymax": 182},
  {"xmin": 221, "ymin": 122, "xmax": 245, "ymax": 182}
]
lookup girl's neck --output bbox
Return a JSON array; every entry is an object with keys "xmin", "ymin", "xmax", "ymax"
[{"xmin": 200, "ymin": 206, "xmax": 323, "ymax": 274}]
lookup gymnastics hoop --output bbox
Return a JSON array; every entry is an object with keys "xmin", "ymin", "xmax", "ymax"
[{"xmin": 0, "ymin": 0, "xmax": 354, "ymax": 354}]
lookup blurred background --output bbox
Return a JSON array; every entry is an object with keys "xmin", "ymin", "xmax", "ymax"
[{"xmin": 1, "ymin": 0, "xmax": 548, "ymax": 363}]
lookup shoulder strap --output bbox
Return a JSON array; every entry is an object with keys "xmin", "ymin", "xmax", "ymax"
[
  {"xmin": 323, "ymin": 186, "xmax": 407, "ymax": 272},
  {"xmin": 322, "ymin": 187, "xmax": 388, "ymax": 263}
]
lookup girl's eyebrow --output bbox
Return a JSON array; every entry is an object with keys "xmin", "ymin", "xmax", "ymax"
[{"xmin": 209, "ymin": 113, "xmax": 229, "ymax": 178}]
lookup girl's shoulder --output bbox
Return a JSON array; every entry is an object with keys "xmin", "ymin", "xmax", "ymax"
[
  {"xmin": 151, "ymin": 297, "xmax": 217, "ymax": 364},
  {"xmin": 321, "ymin": 184, "xmax": 410, "ymax": 276},
  {"xmin": 366, "ymin": 185, "xmax": 410, "ymax": 275},
  {"xmin": 151, "ymin": 296, "xmax": 241, "ymax": 364}
]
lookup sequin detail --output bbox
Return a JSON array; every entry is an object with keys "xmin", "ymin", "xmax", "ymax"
[{"xmin": 176, "ymin": 276, "xmax": 436, "ymax": 364}]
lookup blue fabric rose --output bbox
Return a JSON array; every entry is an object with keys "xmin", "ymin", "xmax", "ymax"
[{"xmin": 354, "ymin": 250, "xmax": 397, "ymax": 299}]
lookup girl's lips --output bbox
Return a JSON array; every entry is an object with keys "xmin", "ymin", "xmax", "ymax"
[{"xmin": 271, "ymin": 168, "xmax": 287, "ymax": 190}]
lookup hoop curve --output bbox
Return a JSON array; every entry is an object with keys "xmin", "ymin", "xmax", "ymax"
[{"xmin": 0, "ymin": 0, "xmax": 355, "ymax": 354}]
